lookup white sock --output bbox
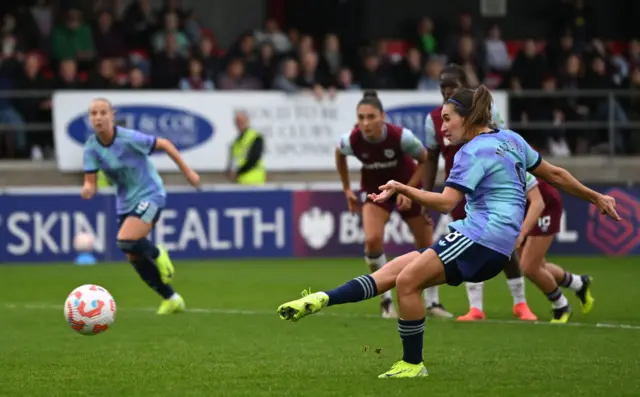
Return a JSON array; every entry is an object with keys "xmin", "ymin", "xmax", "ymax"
[
  {"xmin": 568, "ymin": 274, "xmax": 584, "ymax": 291},
  {"xmin": 424, "ymin": 286, "xmax": 439, "ymax": 307},
  {"xmin": 552, "ymin": 294, "xmax": 569, "ymax": 309},
  {"xmin": 466, "ymin": 282, "xmax": 484, "ymax": 311},
  {"xmin": 365, "ymin": 253, "xmax": 392, "ymax": 301},
  {"xmin": 169, "ymin": 293, "xmax": 180, "ymax": 301},
  {"xmin": 507, "ymin": 277, "xmax": 527, "ymax": 305}
]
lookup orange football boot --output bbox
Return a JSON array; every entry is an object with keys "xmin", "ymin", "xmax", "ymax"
[
  {"xmin": 457, "ymin": 307, "xmax": 486, "ymax": 321},
  {"xmin": 513, "ymin": 302, "xmax": 538, "ymax": 321}
]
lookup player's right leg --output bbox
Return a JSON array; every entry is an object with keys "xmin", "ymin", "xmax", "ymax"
[
  {"xmin": 361, "ymin": 202, "xmax": 396, "ymax": 318},
  {"xmin": 117, "ymin": 207, "xmax": 184, "ymax": 315},
  {"xmin": 277, "ymin": 251, "xmax": 421, "ymax": 322},
  {"xmin": 403, "ymin": 212, "xmax": 452, "ymax": 318},
  {"xmin": 520, "ymin": 236, "xmax": 571, "ymax": 323},
  {"xmin": 545, "ymin": 262, "xmax": 594, "ymax": 314}
]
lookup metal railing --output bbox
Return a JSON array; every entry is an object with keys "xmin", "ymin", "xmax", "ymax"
[{"xmin": 0, "ymin": 89, "xmax": 638, "ymax": 157}]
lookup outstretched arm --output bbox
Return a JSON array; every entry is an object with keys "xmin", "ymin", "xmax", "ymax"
[{"xmin": 532, "ymin": 160, "xmax": 620, "ymax": 221}]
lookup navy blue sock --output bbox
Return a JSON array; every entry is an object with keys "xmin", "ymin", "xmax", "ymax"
[
  {"xmin": 131, "ymin": 257, "xmax": 175, "ymax": 299},
  {"xmin": 324, "ymin": 275, "xmax": 378, "ymax": 306},
  {"xmin": 148, "ymin": 243, "xmax": 160, "ymax": 259},
  {"xmin": 398, "ymin": 318, "xmax": 425, "ymax": 365}
]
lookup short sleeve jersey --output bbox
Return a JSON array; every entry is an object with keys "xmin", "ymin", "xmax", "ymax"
[
  {"xmin": 444, "ymin": 129, "xmax": 541, "ymax": 256},
  {"xmin": 84, "ymin": 127, "xmax": 166, "ymax": 214}
]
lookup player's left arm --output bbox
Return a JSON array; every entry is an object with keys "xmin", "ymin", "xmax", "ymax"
[
  {"xmin": 154, "ymin": 138, "xmax": 193, "ymax": 175},
  {"xmin": 491, "ymin": 103, "xmax": 506, "ymax": 128},
  {"xmin": 399, "ymin": 128, "xmax": 426, "ymax": 188},
  {"xmin": 526, "ymin": 143, "xmax": 621, "ymax": 221}
]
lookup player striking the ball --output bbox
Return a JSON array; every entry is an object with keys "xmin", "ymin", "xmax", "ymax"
[
  {"xmin": 424, "ymin": 64, "xmax": 537, "ymax": 321},
  {"xmin": 336, "ymin": 90, "xmax": 452, "ymax": 318},
  {"xmin": 277, "ymin": 86, "xmax": 620, "ymax": 378},
  {"xmin": 515, "ymin": 173, "xmax": 594, "ymax": 322},
  {"xmin": 81, "ymin": 98, "xmax": 200, "ymax": 314}
]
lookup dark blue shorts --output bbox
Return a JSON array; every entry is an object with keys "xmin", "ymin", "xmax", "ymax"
[
  {"xmin": 418, "ymin": 230, "xmax": 509, "ymax": 286},
  {"xmin": 117, "ymin": 201, "xmax": 163, "ymax": 229}
]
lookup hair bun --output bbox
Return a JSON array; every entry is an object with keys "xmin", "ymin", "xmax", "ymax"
[{"xmin": 362, "ymin": 90, "xmax": 378, "ymax": 99}]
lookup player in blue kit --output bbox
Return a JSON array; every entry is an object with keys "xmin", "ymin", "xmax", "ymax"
[
  {"xmin": 276, "ymin": 86, "xmax": 621, "ymax": 378},
  {"xmin": 81, "ymin": 98, "xmax": 201, "ymax": 314}
]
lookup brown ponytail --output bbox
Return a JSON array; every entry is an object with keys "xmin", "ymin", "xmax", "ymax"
[{"xmin": 447, "ymin": 85, "xmax": 494, "ymax": 139}]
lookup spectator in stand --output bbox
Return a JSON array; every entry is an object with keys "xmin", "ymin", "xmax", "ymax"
[
  {"xmin": 485, "ymin": 24, "xmax": 511, "ymax": 73},
  {"xmin": 318, "ymin": 33, "xmax": 342, "ymax": 81},
  {"xmin": 217, "ymin": 58, "xmax": 261, "ymax": 90},
  {"xmin": 547, "ymin": 30, "xmax": 576, "ymax": 75},
  {"xmin": 628, "ymin": 39, "xmax": 640, "ymax": 70},
  {"xmin": 86, "ymin": 58, "xmax": 120, "ymax": 89},
  {"xmin": 0, "ymin": 44, "xmax": 26, "ymax": 158},
  {"xmin": 157, "ymin": 0, "xmax": 188, "ymax": 23},
  {"xmin": 335, "ymin": 67, "xmax": 359, "ymax": 90},
  {"xmin": 254, "ymin": 19, "xmax": 292, "ymax": 54},
  {"xmin": 414, "ymin": 17, "xmax": 438, "ymax": 57},
  {"xmin": 26, "ymin": 0, "xmax": 54, "ymax": 50},
  {"xmin": 250, "ymin": 42, "xmax": 278, "ymax": 89},
  {"xmin": 394, "ymin": 47, "xmax": 422, "ymax": 89},
  {"xmin": 179, "ymin": 58, "xmax": 214, "ymax": 90},
  {"xmin": 55, "ymin": 59, "xmax": 82, "ymax": 89},
  {"xmin": 558, "ymin": 54, "xmax": 591, "ymax": 153},
  {"xmin": 447, "ymin": 12, "xmax": 484, "ymax": 61},
  {"xmin": 296, "ymin": 35, "xmax": 314, "ymax": 59},
  {"xmin": 197, "ymin": 35, "xmax": 222, "ymax": 81},
  {"xmin": 181, "ymin": 9, "xmax": 201, "ymax": 45},
  {"xmin": 93, "ymin": 11, "xmax": 126, "ymax": 61},
  {"xmin": 2, "ymin": 13, "xmax": 27, "ymax": 56},
  {"xmin": 272, "ymin": 58, "xmax": 301, "ymax": 93},
  {"xmin": 583, "ymin": 55, "xmax": 627, "ymax": 153},
  {"xmin": 124, "ymin": 67, "xmax": 150, "ymax": 89},
  {"xmin": 449, "ymin": 35, "xmax": 484, "ymax": 86},
  {"xmin": 14, "ymin": 54, "xmax": 51, "ymax": 129},
  {"xmin": 51, "ymin": 8, "xmax": 95, "ymax": 64},
  {"xmin": 236, "ymin": 33, "xmax": 259, "ymax": 67},
  {"xmin": 152, "ymin": 12, "xmax": 189, "ymax": 57},
  {"xmin": 122, "ymin": 0, "xmax": 156, "ymax": 51},
  {"xmin": 150, "ymin": 34, "xmax": 187, "ymax": 88},
  {"xmin": 418, "ymin": 56, "xmax": 443, "ymax": 90},
  {"xmin": 511, "ymin": 40, "xmax": 548, "ymax": 87},
  {"xmin": 359, "ymin": 51, "xmax": 391, "ymax": 89},
  {"xmin": 297, "ymin": 51, "xmax": 328, "ymax": 97},
  {"xmin": 14, "ymin": 54, "xmax": 52, "ymax": 157},
  {"xmin": 625, "ymin": 68, "xmax": 640, "ymax": 152}
]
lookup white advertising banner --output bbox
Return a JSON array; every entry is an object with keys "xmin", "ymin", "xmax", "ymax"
[{"xmin": 53, "ymin": 91, "xmax": 508, "ymax": 172}]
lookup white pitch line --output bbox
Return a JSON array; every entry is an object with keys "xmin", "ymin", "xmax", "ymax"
[{"xmin": 4, "ymin": 303, "xmax": 640, "ymax": 331}]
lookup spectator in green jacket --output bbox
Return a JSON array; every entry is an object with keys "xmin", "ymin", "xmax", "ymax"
[{"xmin": 51, "ymin": 8, "xmax": 95, "ymax": 61}]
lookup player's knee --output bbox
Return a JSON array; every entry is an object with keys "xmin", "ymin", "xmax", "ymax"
[
  {"xmin": 395, "ymin": 270, "xmax": 418, "ymax": 297},
  {"xmin": 364, "ymin": 233, "xmax": 384, "ymax": 252},
  {"xmin": 116, "ymin": 238, "xmax": 153, "ymax": 260}
]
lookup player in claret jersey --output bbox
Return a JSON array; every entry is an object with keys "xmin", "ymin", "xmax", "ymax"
[
  {"xmin": 516, "ymin": 173, "xmax": 594, "ymax": 322},
  {"xmin": 424, "ymin": 64, "xmax": 537, "ymax": 321},
  {"xmin": 335, "ymin": 90, "xmax": 452, "ymax": 319}
]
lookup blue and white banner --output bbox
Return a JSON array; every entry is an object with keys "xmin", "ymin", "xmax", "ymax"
[
  {"xmin": 0, "ymin": 184, "xmax": 636, "ymax": 263},
  {"xmin": 52, "ymin": 91, "xmax": 508, "ymax": 172},
  {"xmin": 0, "ymin": 189, "xmax": 292, "ymax": 263}
]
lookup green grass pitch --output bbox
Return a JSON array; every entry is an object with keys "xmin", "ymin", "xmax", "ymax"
[{"xmin": 1, "ymin": 256, "xmax": 639, "ymax": 397}]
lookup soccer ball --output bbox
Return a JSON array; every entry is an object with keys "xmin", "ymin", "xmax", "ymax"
[
  {"xmin": 64, "ymin": 284, "xmax": 116, "ymax": 336},
  {"xmin": 73, "ymin": 233, "xmax": 95, "ymax": 253}
]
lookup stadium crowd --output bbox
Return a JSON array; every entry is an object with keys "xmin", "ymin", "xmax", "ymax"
[{"xmin": 0, "ymin": 0, "xmax": 639, "ymax": 159}]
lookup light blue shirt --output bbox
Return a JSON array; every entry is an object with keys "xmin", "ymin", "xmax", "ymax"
[
  {"xmin": 83, "ymin": 127, "xmax": 166, "ymax": 214},
  {"xmin": 445, "ymin": 129, "xmax": 541, "ymax": 256}
]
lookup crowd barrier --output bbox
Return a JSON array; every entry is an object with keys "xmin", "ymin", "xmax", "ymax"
[{"xmin": 0, "ymin": 184, "xmax": 636, "ymax": 263}]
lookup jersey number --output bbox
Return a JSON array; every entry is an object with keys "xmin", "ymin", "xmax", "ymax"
[{"xmin": 514, "ymin": 162, "xmax": 526, "ymax": 192}]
